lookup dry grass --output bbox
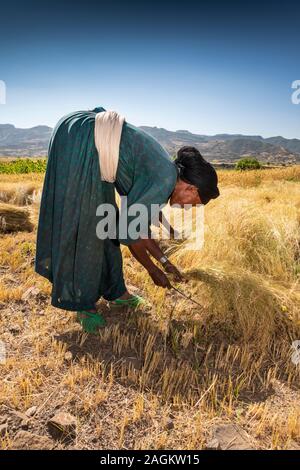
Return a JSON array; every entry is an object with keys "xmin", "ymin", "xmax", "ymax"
[
  {"xmin": 0, "ymin": 167, "xmax": 300, "ymax": 450},
  {"xmin": 218, "ymin": 165, "xmax": 300, "ymax": 187},
  {"xmin": 0, "ymin": 182, "xmax": 41, "ymax": 206},
  {"xmin": 0, "ymin": 173, "xmax": 44, "ymax": 184}
]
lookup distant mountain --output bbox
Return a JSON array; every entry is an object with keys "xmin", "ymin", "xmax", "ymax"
[
  {"xmin": 0, "ymin": 124, "xmax": 52, "ymax": 156},
  {"xmin": 0, "ymin": 123, "xmax": 300, "ymax": 164},
  {"xmin": 264, "ymin": 136, "xmax": 300, "ymax": 154},
  {"xmin": 140, "ymin": 127, "xmax": 300, "ymax": 164}
]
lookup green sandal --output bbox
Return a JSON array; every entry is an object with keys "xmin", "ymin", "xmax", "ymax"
[
  {"xmin": 76, "ymin": 310, "xmax": 106, "ymax": 334},
  {"xmin": 109, "ymin": 295, "xmax": 145, "ymax": 309}
]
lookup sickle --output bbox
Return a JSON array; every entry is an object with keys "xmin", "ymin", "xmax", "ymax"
[{"xmin": 170, "ymin": 284, "xmax": 203, "ymax": 308}]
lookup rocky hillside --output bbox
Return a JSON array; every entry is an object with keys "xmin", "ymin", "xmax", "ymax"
[
  {"xmin": 1, "ymin": 123, "xmax": 300, "ymax": 164},
  {"xmin": 141, "ymin": 127, "xmax": 300, "ymax": 164},
  {"xmin": 0, "ymin": 124, "xmax": 52, "ymax": 156}
]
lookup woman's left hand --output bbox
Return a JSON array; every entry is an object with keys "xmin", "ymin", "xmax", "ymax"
[{"xmin": 163, "ymin": 262, "xmax": 184, "ymax": 282}]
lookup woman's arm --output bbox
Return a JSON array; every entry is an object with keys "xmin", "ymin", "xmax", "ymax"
[
  {"xmin": 129, "ymin": 236, "xmax": 183, "ymax": 287},
  {"xmin": 159, "ymin": 211, "xmax": 178, "ymax": 239},
  {"xmin": 129, "ymin": 239, "xmax": 171, "ymax": 288},
  {"xmin": 139, "ymin": 237, "xmax": 183, "ymax": 281}
]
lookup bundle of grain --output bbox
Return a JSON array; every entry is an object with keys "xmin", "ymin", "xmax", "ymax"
[{"xmin": 0, "ymin": 203, "xmax": 33, "ymax": 233}]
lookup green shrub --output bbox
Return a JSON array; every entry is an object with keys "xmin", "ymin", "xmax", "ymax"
[
  {"xmin": 0, "ymin": 158, "xmax": 47, "ymax": 174},
  {"xmin": 235, "ymin": 158, "xmax": 262, "ymax": 171}
]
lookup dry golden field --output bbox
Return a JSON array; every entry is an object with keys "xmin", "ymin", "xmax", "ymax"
[{"xmin": 0, "ymin": 166, "xmax": 300, "ymax": 450}]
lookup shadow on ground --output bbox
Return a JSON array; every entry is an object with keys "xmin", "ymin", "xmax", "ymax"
[{"xmin": 55, "ymin": 293, "xmax": 278, "ymax": 406}]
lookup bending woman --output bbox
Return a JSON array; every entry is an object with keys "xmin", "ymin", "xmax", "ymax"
[{"xmin": 35, "ymin": 107, "xmax": 219, "ymax": 333}]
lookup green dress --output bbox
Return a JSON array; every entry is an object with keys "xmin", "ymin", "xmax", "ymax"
[{"xmin": 35, "ymin": 107, "xmax": 177, "ymax": 311}]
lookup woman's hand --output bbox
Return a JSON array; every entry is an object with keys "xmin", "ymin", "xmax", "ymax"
[
  {"xmin": 163, "ymin": 262, "xmax": 184, "ymax": 282},
  {"xmin": 148, "ymin": 267, "xmax": 171, "ymax": 288}
]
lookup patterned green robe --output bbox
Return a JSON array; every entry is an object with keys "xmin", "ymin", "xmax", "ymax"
[{"xmin": 35, "ymin": 107, "xmax": 177, "ymax": 311}]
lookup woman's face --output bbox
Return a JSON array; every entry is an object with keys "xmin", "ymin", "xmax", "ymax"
[{"xmin": 170, "ymin": 179, "xmax": 202, "ymax": 207}]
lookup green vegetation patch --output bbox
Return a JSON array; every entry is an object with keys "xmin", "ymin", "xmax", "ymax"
[
  {"xmin": 0, "ymin": 158, "xmax": 47, "ymax": 174},
  {"xmin": 235, "ymin": 157, "xmax": 262, "ymax": 170}
]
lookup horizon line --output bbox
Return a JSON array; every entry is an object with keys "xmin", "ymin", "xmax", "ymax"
[{"xmin": 0, "ymin": 121, "xmax": 299, "ymax": 142}]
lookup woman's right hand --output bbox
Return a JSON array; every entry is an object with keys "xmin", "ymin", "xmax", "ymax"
[{"xmin": 148, "ymin": 267, "xmax": 171, "ymax": 289}]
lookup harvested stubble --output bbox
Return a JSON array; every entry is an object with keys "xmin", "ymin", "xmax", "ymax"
[{"xmin": 0, "ymin": 166, "xmax": 300, "ymax": 450}]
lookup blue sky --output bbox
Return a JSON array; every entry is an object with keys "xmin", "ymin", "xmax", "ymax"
[{"xmin": 0, "ymin": 0, "xmax": 299, "ymax": 138}]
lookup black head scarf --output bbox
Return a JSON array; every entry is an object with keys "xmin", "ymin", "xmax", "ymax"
[{"xmin": 174, "ymin": 146, "xmax": 220, "ymax": 205}]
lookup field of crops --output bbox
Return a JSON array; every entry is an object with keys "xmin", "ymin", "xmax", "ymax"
[
  {"xmin": 0, "ymin": 158, "xmax": 47, "ymax": 174},
  {"xmin": 0, "ymin": 161, "xmax": 300, "ymax": 450}
]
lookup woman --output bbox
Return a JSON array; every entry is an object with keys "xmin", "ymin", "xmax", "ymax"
[{"xmin": 36, "ymin": 107, "xmax": 219, "ymax": 333}]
